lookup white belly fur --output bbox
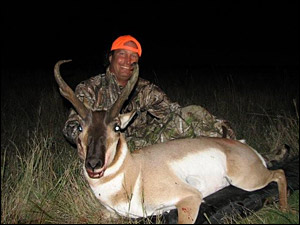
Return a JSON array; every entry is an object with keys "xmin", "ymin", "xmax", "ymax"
[{"xmin": 168, "ymin": 148, "xmax": 230, "ymax": 198}]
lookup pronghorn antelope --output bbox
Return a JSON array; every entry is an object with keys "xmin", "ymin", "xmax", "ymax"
[{"xmin": 54, "ymin": 60, "xmax": 288, "ymax": 224}]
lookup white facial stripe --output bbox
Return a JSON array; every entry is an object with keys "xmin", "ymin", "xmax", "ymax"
[
  {"xmin": 105, "ymin": 141, "xmax": 118, "ymax": 167},
  {"xmin": 105, "ymin": 137, "xmax": 127, "ymax": 177}
]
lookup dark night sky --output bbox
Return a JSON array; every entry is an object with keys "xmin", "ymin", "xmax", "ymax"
[{"xmin": 1, "ymin": 1, "xmax": 299, "ymax": 71}]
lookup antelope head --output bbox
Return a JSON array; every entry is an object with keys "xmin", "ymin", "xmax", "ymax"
[{"xmin": 54, "ymin": 60, "xmax": 138, "ymax": 179}]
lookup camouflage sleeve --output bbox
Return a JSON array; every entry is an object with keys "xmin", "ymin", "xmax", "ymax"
[
  {"xmin": 138, "ymin": 83, "xmax": 180, "ymax": 119},
  {"xmin": 74, "ymin": 76, "xmax": 101, "ymax": 110}
]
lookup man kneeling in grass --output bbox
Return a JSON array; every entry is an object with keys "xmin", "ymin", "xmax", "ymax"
[{"xmin": 63, "ymin": 35, "xmax": 285, "ymax": 164}]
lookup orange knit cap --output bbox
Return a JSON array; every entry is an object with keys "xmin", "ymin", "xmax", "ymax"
[{"xmin": 111, "ymin": 35, "xmax": 142, "ymax": 57}]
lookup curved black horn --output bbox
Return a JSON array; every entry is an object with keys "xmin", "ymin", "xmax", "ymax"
[{"xmin": 54, "ymin": 60, "xmax": 88, "ymax": 118}]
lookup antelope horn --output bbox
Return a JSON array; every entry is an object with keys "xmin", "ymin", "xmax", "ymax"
[
  {"xmin": 54, "ymin": 60, "xmax": 88, "ymax": 119},
  {"xmin": 109, "ymin": 63, "xmax": 139, "ymax": 120}
]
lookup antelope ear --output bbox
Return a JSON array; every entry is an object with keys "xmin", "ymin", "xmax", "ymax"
[{"xmin": 120, "ymin": 111, "xmax": 136, "ymax": 129}]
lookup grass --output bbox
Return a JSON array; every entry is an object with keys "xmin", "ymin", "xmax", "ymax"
[
  {"xmin": 1, "ymin": 65, "xmax": 299, "ymax": 224},
  {"xmin": 222, "ymin": 190, "xmax": 299, "ymax": 224}
]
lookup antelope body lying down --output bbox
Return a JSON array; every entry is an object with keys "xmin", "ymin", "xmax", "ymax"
[{"xmin": 55, "ymin": 60, "xmax": 288, "ymax": 224}]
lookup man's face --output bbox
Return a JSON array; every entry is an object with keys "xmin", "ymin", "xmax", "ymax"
[{"xmin": 109, "ymin": 41, "xmax": 139, "ymax": 86}]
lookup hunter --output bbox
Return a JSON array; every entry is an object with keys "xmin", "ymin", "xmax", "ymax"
[{"xmin": 63, "ymin": 34, "xmax": 236, "ymax": 151}]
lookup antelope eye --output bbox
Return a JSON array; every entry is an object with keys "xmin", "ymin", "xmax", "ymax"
[
  {"xmin": 78, "ymin": 125, "xmax": 83, "ymax": 132},
  {"xmin": 114, "ymin": 124, "xmax": 121, "ymax": 132}
]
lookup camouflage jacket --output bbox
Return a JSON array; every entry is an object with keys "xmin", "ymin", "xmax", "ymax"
[{"xmin": 63, "ymin": 67, "xmax": 235, "ymax": 150}]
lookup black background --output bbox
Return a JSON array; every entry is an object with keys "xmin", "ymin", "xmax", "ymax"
[{"xmin": 1, "ymin": 1, "xmax": 299, "ymax": 73}]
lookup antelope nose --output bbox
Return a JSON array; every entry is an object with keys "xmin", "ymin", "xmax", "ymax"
[{"xmin": 86, "ymin": 157, "xmax": 103, "ymax": 171}]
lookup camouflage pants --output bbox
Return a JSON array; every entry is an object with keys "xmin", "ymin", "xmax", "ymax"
[{"xmin": 126, "ymin": 105, "xmax": 236, "ymax": 151}]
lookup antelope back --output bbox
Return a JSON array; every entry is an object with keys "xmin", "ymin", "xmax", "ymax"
[{"xmin": 54, "ymin": 60, "xmax": 139, "ymax": 178}]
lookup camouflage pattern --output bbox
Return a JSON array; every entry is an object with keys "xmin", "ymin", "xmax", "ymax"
[{"xmin": 63, "ymin": 67, "xmax": 236, "ymax": 151}]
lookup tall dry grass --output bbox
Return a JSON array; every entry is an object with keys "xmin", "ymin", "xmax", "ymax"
[{"xmin": 1, "ymin": 66, "xmax": 299, "ymax": 224}]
